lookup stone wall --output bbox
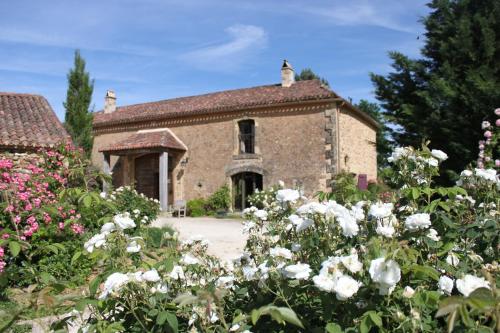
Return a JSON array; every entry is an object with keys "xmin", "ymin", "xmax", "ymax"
[
  {"xmin": 337, "ymin": 106, "xmax": 378, "ymax": 181},
  {"xmin": 92, "ymin": 107, "xmax": 331, "ymax": 203}
]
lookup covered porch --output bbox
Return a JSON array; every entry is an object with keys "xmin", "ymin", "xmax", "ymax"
[{"xmin": 99, "ymin": 129, "xmax": 187, "ymax": 211}]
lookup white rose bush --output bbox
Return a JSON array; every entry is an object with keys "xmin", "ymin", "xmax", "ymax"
[{"xmin": 51, "ymin": 114, "xmax": 498, "ymax": 332}]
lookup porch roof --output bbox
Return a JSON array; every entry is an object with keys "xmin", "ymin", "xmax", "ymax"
[{"xmin": 99, "ymin": 129, "xmax": 187, "ymax": 154}]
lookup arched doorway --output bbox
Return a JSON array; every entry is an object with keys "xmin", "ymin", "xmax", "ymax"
[{"xmin": 232, "ymin": 172, "xmax": 263, "ymax": 211}]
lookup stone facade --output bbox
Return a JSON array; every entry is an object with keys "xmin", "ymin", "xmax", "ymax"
[{"xmin": 92, "ymin": 100, "xmax": 378, "ymax": 209}]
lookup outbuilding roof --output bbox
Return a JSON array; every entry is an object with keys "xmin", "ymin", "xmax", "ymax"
[
  {"xmin": 98, "ymin": 129, "xmax": 187, "ymax": 154},
  {"xmin": 0, "ymin": 93, "xmax": 70, "ymax": 150}
]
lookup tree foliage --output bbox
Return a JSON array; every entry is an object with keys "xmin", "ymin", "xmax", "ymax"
[
  {"xmin": 295, "ymin": 68, "xmax": 330, "ymax": 87},
  {"xmin": 63, "ymin": 50, "xmax": 94, "ymax": 155},
  {"xmin": 370, "ymin": 0, "xmax": 500, "ymax": 181},
  {"xmin": 356, "ymin": 100, "xmax": 393, "ymax": 168}
]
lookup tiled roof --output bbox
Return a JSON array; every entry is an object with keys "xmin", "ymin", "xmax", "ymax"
[
  {"xmin": 0, "ymin": 93, "xmax": 70, "ymax": 150},
  {"xmin": 93, "ymin": 80, "xmax": 337, "ymax": 127},
  {"xmin": 99, "ymin": 130, "xmax": 187, "ymax": 153}
]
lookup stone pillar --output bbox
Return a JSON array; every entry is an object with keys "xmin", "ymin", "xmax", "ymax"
[
  {"xmin": 102, "ymin": 153, "xmax": 111, "ymax": 193},
  {"xmin": 159, "ymin": 152, "xmax": 169, "ymax": 211}
]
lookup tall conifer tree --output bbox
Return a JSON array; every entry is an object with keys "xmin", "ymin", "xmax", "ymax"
[
  {"xmin": 63, "ymin": 50, "xmax": 94, "ymax": 154},
  {"xmin": 371, "ymin": 0, "xmax": 500, "ymax": 181}
]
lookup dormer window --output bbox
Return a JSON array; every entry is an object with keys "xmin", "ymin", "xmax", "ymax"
[{"xmin": 238, "ymin": 119, "xmax": 255, "ymax": 154}]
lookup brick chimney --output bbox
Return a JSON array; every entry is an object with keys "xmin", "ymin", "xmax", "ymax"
[
  {"xmin": 281, "ymin": 60, "xmax": 295, "ymax": 87},
  {"xmin": 104, "ymin": 90, "xmax": 116, "ymax": 114}
]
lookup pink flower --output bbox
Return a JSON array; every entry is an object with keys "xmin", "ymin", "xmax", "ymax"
[
  {"xmin": 0, "ymin": 159, "xmax": 13, "ymax": 169},
  {"xmin": 495, "ymin": 108, "xmax": 500, "ymax": 116},
  {"xmin": 496, "ymin": 160, "xmax": 500, "ymax": 167},
  {"xmin": 496, "ymin": 119, "xmax": 500, "ymax": 127},
  {"xmin": 33, "ymin": 198, "xmax": 42, "ymax": 208},
  {"xmin": 70, "ymin": 223, "xmax": 84, "ymax": 235},
  {"xmin": 43, "ymin": 212, "xmax": 52, "ymax": 223},
  {"xmin": 0, "ymin": 260, "xmax": 5, "ymax": 273},
  {"xmin": 0, "ymin": 247, "xmax": 4, "ymax": 257},
  {"xmin": 478, "ymin": 162, "xmax": 484, "ymax": 168},
  {"xmin": 4, "ymin": 205, "xmax": 14, "ymax": 213},
  {"xmin": 479, "ymin": 144, "xmax": 485, "ymax": 150},
  {"xmin": 484, "ymin": 131, "xmax": 492, "ymax": 138},
  {"xmin": 20, "ymin": 236, "xmax": 26, "ymax": 241},
  {"xmin": 58, "ymin": 222, "xmax": 65, "ymax": 230},
  {"xmin": 2, "ymin": 234, "xmax": 10, "ymax": 239},
  {"xmin": 13, "ymin": 216, "xmax": 21, "ymax": 224},
  {"xmin": 24, "ymin": 203, "xmax": 33, "ymax": 211}
]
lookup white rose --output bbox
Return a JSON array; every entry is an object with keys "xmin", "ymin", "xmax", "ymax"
[
  {"xmin": 404, "ymin": 213, "xmax": 431, "ymax": 231},
  {"xmin": 142, "ymin": 269, "xmax": 161, "ymax": 282},
  {"xmin": 126, "ymin": 240, "xmax": 141, "ymax": 253},
  {"xmin": 289, "ymin": 214, "xmax": 314, "ymax": 233},
  {"xmin": 438, "ymin": 275, "xmax": 454, "ymax": 295},
  {"xmin": 426, "ymin": 228, "xmax": 441, "ymax": 241},
  {"xmin": 180, "ymin": 253, "xmax": 200, "ymax": 265},
  {"xmin": 340, "ymin": 254, "xmax": 363, "ymax": 273},
  {"xmin": 276, "ymin": 189, "xmax": 300, "ymax": 203},
  {"xmin": 283, "ymin": 263, "xmax": 312, "ymax": 280},
  {"xmin": 297, "ymin": 202, "xmax": 327, "ymax": 215},
  {"xmin": 100, "ymin": 222, "xmax": 116, "ymax": 234},
  {"xmin": 337, "ymin": 213, "xmax": 360, "ymax": 237},
  {"xmin": 312, "ymin": 274, "xmax": 336, "ymax": 292},
  {"xmin": 99, "ymin": 272, "xmax": 130, "ymax": 299},
  {"xmin": 242, "ymin": 265, "xmax": 258, "ymax": 281},
  {"xmin": 431, "ymin": 149, "xmax": 448, "ymax": 161},
  {"xmin": 403, "ymin": 286, "xmax": 415, "ymax": 298},
  {"xmin": 460, "ymin": 170, "xmax": 473, "ymax": 177},
  {"xmin": 456, "ymin": 275, "xmax": 490, "ymax": 297},
  {"xmin": 169, "ymin": 265, "xmax": 185, "ymax": 280},
  {"xmin": 446, "ymin": 253, "xmax": 460, "ymax": 267},
  {"xmin": 254, "ymin": 210, "xmax": 268, "ymax": 221},
  {"xmin": 216, "ymin": 275, "xmax": 235, "ymax": 289},
  {"xmin": 84, "ymin": 233, "xmax": 107, "ymax": 253},
  {"xmin": 270, "ymin": 246, "xmax": 293, "ymax": 260},
  {"xmin": 333, "ymin": 275, "xmax": 362, "ymax": 300},
  {"xmin": 369, "ymin": 202, "xmax": 394, "ymax": 219},
  {"xmin": 113, "ymin": 213, "xmax": 136, "ymax": 230},
  {"xmin": 369, "ymin": 258, "xmax": 401, "ymax": 295}
]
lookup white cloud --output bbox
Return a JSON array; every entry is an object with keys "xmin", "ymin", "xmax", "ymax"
[{"xmin": 180, "ymin": 24, "xmax": 268, "ymax": 72}]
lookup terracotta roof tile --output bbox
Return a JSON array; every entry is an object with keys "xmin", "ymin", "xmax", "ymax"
[
  {"xmin": 99, "ymin": 130, "xmax": 187, "ymax": 153},
  {"xmin": 0, "ymin": 93, "xmax": 70, "ymax": 150},
  {"xmin": 94, "ymin": 80, "xmax": 337, "ymax": 127}
]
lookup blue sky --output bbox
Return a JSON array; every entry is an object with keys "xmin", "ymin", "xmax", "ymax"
[{"xmin": 0, "ymin": 0, "xmax": 430, "ymax": 120}]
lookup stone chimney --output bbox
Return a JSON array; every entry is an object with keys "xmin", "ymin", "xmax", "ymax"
[
  {"xmin": 104, "ymin": 90, "xmax": 116, "ymax": 114},
  {"xmin": 281, "ymin": 60, "xmax": 295, "ymax": 87}
]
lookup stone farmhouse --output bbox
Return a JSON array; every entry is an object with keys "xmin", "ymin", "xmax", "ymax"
[
  {"xmin": 0, "ymin": 92, "xmax": 69, "ymax": 152},
  {"xmin": 92, "ymin": 61, "xmax": 378, "ymax": 211}
]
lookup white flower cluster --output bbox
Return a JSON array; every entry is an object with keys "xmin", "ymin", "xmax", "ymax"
[
  {"xmin": 312, "ymin": 252, "xmax": 363, "ymax": 300},
  {"xmin": 99, "ymin": 268, "xmax": 166, "ymax": 300},
  {"xmin": 84, "ymin": 212, "xmax": 137, "ymax": 253},
  {"xmin": 457, "ymin": 168, "xmax": 500, "ymax": 187},
  {"xmin": 369, "ymin": 202, "xmax": 398, "ymax": 237}
]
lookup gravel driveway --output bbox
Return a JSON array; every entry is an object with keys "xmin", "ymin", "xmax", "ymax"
[{"xmin": 152, "ymin": 216, "xmax": 247, "ymax": 261}]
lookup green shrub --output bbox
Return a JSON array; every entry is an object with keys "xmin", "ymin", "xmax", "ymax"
[
  {"xmin": 109, "ymin": 186, "xmax": 160, "ymax": 226},
  {"xmin": 187, "ymin": 198, "xmax": 206, "ymax": 217},
  {"xmin": 206, "ymin": 184, "xmax": 230, "ymax": 212}
]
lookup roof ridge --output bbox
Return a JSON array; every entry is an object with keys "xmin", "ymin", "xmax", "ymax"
[
  {"xmin": 0, "ymin": 92, "xmax": 45, "ymax": 97},
  {"xmin": 109, "ymin": 80, "xmax": 322, "ymax": 112}
]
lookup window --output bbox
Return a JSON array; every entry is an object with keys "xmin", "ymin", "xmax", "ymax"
[{"xmin": 238, "ymin": 120, "xmax": 255, "ymax": 154}]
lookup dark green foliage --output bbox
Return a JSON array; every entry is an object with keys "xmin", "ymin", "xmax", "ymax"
[
  {"xmin": 63, "ymin": 50, "xmax": 94, "ymax": 155},
  {"xmin": 371, "ymin": 0, "xmax": 500, "ymax": 182},
  {"xmin": 206, "ymin": 185, "xmax": 230, "ymax": 212},
  {"xmin": 355, "ymin": 100, "xmax": 393, "ymax": 168},
  {"xmin": 186, "ymin": 198, "xmax": 206, "ymax": 217},
  {"xmin": 294, "ymin": 68, "xmax": 330, "ymax": 87}
]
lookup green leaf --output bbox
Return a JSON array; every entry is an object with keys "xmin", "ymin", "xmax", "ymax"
[
  {"xmin": 275, "ymin": 307, "xmax": 304, "ymax": 328},
  {"xmin": 165, "ymin": 312, "xmax": 178, "ymax": 333},
  {"xmin": 89, "ymin": 275, "xmax": 102, "ymax": 296},
  {"xmin": 9, "ymin": 241, "xmax": 21, "ymax": 257},
  {"xmin": 411, "ymin": 187, "xmax": 420, "ymax": 200},
  {"xmin": 360, "ymin": 316, "xmax": 371, "ymax": 333},
  {"xmin": 326, "ymin": 322, "xmax": 343, "ymax": 333},
  {"xmin": 83, "ymin": 194, "xmax": 92, "ymax": 208},
  {"xmin": 39, "ymin": 272, "xmax": 55, "ymax": 285},
  {"xmin": 71, "ymin": 251, "xmax": 82, "ymax": 265},
  {"xmin": 467, "ymin": 288, "xmax": 495, "ymax": 310},
  {"xmin": 251, "ymin": 309, "xmax": 261, "ymax": 325},
  {"xmin": 157, "ymin": 311, "xmax": 168, "ymax": 325},
  {"xmin": 436, "ymin": 296, "xmax": 463, "ymax": 318},
  {"xmin": 458, "ymin": 304, "xmax": 473, "ymax": 327},
  {"xmin": 411, "ymin": 264, "xmax": 440, "ymax": 281},
  {"xmin": 367, "ymin": 311, "xmax": 382, "ymax": 327}
]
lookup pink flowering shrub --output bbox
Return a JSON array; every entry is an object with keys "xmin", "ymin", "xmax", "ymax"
[{"xmin": 0, "ymin": 143, "xmax": 104, "ymax": 286}]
